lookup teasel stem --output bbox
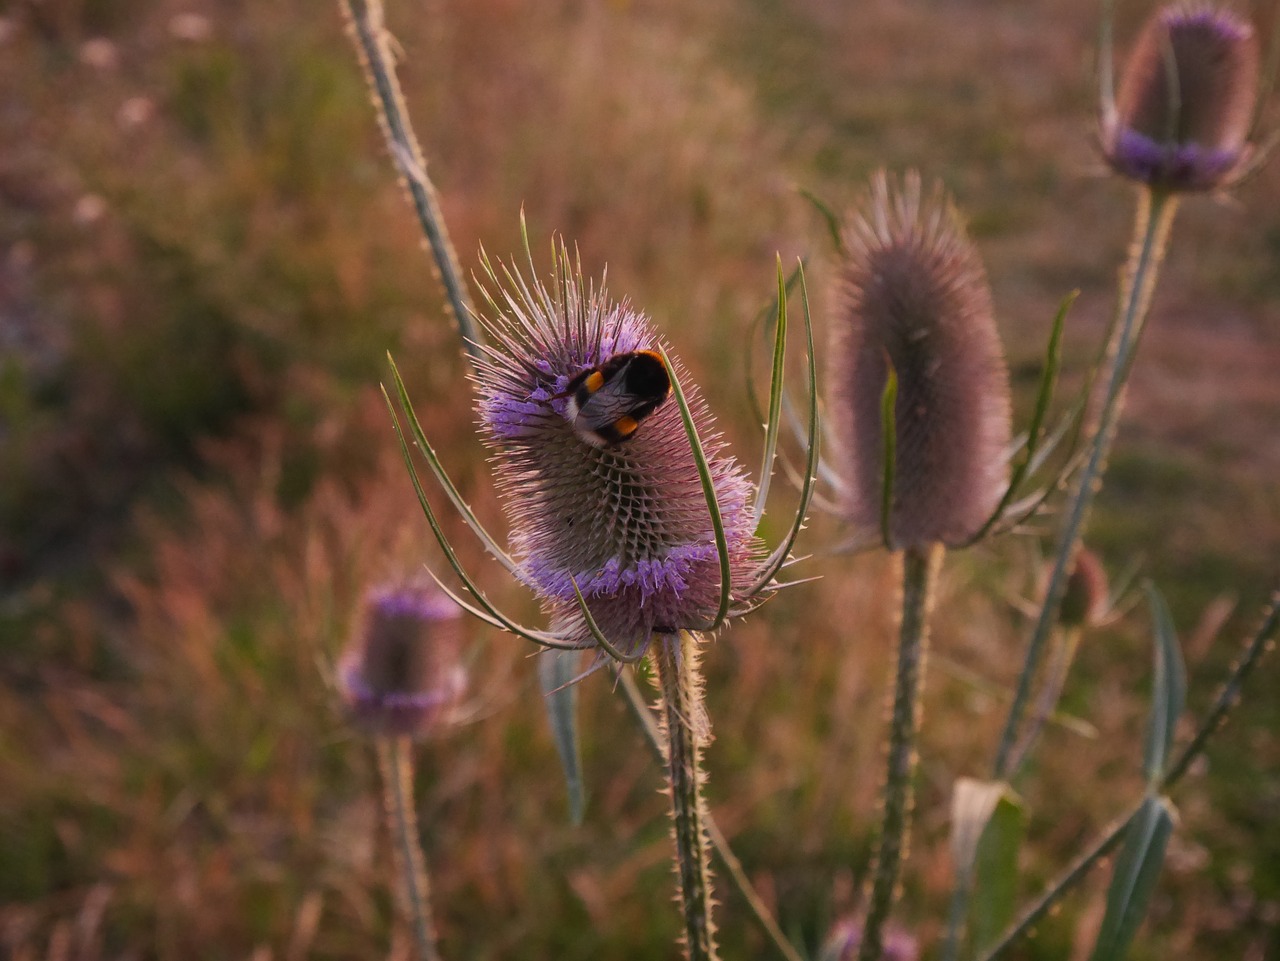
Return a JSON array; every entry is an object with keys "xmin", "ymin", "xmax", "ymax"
[
  {"xmin": 654, "ymin": 632, "xmax": 719, "ymax": 961},
  {"xmin": 339, "ymin": 0, "xmax": 482, "ymax": 361},
  {"xmin": 376, "ymin": 737, "xmax": 442, "ymax": 961},
  {"xmin": 618, "ymin": 669, "xmax": 805, "ymax": 961},
  {"xmin": 1006, "ymin": 625, "xmax": 1083, "ymax": 776},
  {"xmin": 978, "ymin": 591, "xmax": 1278, "ymax": 960},
  {"xmin": 993, "ymin": 187, "xmax": 1179, "ymax": 780},
  {"xmin": 858, "ymin": 543, "xmax": 944, "ymax": 961}
]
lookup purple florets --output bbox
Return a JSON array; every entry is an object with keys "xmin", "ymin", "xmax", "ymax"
[
  {"xmin": 1103, "ymin": 3, "xmax": 1260, "ymax": 192},
  {"xmin": 472, "ymin": 245, "xmax": 761, "ymax": 654}
]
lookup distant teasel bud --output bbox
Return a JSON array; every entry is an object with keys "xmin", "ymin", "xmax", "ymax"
[
  {"xmin": 1103, "ymin": 4, "xmax": 1260, "ymax": 192},
  {"xmin": 1059, "ymin": 548, "xmax": 1109, "ymax": 629},
  {"xmin": 820, "ymin": 915, "xmax": 919, "ymax": 961},
  {"xmin": 830, "ymin": 171, "xmax": 1012, "ymax": 549},
  {"xmin": 338, "ymin": 584, "xmax": 467, "ymax": 738}
]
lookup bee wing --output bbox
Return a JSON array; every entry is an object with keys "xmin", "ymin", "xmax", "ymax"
[{"xmin": 573, "ymin": 380, "xmax": 638, "ymax": 431}]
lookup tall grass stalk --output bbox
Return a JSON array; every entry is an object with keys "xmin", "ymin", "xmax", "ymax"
[
  {"xmin": 858, "ymin": 543, "xmax": 944, "ymax": 961},
  {"xmin": 376, "ymin": 737, "xmax": 442, "ymax": 961},
  {"xmin": 993, "ymin": 187, "xmax": 1179, "ymax": 780}
]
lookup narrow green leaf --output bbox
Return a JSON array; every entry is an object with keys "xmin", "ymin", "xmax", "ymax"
[
  {"xmin": 798, "ymin": 187, "xmax": 846, "ymax": 254},
  {"xmin": 972, "ymin": 792, "xmax": 1025, "ymax": 953},
  {"xmin": 658, "ymin": 346, "xmax": 730, "ymax": 629},
  {"xmin": 965, "ymin": 290, "xmax": 1077, "ymax": 544},
  {"xmin": 1088, "ymin": 795, "xmax": 1175, "ymax": 961},
  {"xmin": 1143, "ymin": 583, "xmax": 1187, "ymax": 783},
  {"xmin": 879, "ymin": 355, "xmax": 899, "ymax": 549},
  {"xmin": 539, "ymin": 650, "xmax": 587, "ymax": 825},
  {"xmin": 752, "ymin": 257, "xmax": 790, "ymax": 531},
  {"xmin": 747, "ymin": 263, "xmax": 819, "ymax": 594}
]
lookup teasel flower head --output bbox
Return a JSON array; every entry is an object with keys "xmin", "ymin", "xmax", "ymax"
[
  {"xmin": 1059, "ymin": 547, "xmax": 1110, "ymax": 629},
  {"xmin": 338, "ymin": 583, "xmax": 468, "ymax": 739},
  {"xmin": 828, "ymin": 171, "xmax": 1012, "ymax": 550},
  {"xmin": 387, "ymin": 234, "xmax": 817, "ymax": 664},
  {"xmin": 1102, "ymin": 3, "xmax": 1261, "ymax": 192}
]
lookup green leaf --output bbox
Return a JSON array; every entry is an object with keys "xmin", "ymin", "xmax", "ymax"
[
  {"xmin": 950, "ymin": 778, "xmax": 1007, "ymax": 879},
  {"xmin": 797, "ymin": 187, "xmax": 845, "ymax": 254},
  {"xmin": 1089, "ymin": 794, "xmax": 1175, "ymax": 961},
  {"xmin": 751, "ymin": 257, "xmax": 790, "ymax": 531},
  {"xmin": 539, "ymin": 650, "xmax": 587, "ymax": 825},
  {"xmin": 1143, "ymin": 583, "xmax": 1187, "ymax": 783},
  {"xmin": 972, "ymin": 791, "xmax": 1025, "ymax": 952}
]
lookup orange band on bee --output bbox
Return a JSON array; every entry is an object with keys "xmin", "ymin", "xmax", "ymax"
[
  {"xmin": 584, "ymin": 371, "xmax": 606, "ymax": 393},
  {"xmin": 612, "ymin": 416, "xmax": 639, "ymax": 437}
]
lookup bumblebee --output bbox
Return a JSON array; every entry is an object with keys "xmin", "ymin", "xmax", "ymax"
[{"xmin": 560, "ymin": 349, "xmax": 672, "ymax": 446}]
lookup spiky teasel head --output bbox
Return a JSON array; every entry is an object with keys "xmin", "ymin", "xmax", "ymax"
[
  {"xmin": 1103, "ymin": 3, "xmax": 1261, "ymax": 192},
  {"xmin": 829, "ymin": 171, "xmax": 1012, "ymax": 550},
  {"xmin": 338, "ymin": 583, "xmax": 468, "ymax": 738},
  {"xmin": 471, "ymin": 242, "xmax": 763, "ymax": 656}
]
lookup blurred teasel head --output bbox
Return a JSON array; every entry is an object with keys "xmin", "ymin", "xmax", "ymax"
[
  {"xmin": 829, "ymin": 171, "xmax": 1012, "ymax": 550},
  {"xmin": 1102, "ymin": 3, "xmax": 1261, "ymax": 192},
  {"xmin": 819, "ymin": 915, "xmax": 919, "ymax": 961},
  {"xmin": 338, "ymin": 583, "xmax": 467, "ymax": 739},
  {"xmin": 470, "ymin": 243, "xmax": 766, "ymax": 656},
  {"xmin": 1059, "ymin": 547, "xmax": 1110, "ymax": 629}
]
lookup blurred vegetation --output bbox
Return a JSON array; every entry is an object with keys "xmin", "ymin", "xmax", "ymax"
[{"xmin": 1, "ymin": 0, "xmax": 1277, "ymax": 958}]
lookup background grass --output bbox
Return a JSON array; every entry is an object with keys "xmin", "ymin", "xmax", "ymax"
[{"xmin": 2, "ymin": 0, "xmax": 1278, "ymax": 958}]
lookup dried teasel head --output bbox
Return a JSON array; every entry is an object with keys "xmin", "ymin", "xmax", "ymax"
[
  {"xmin": 829, "ymin": 171, "xmax": 1012, "ymax": 550},
  {"xmin": 1103, "ymin": 3, "xmax": 1261, "ymax": 192}
]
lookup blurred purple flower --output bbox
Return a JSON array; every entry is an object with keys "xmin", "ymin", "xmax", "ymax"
[
  {"xmin": 338, "ymin": 583, "xmax": 467, "ymax": 738},
  {"xmin": 821, "ymin": 914, "xmax": 919, "ymax": 961},
  {"xmin": 1103, "ymin": 3, "xmax": 1260, "ymax": 192}
]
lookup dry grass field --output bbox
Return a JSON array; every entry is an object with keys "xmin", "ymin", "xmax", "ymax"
[{"xmin": 2, "ymin": 0, "xmax": 1278, "ymax": 958}]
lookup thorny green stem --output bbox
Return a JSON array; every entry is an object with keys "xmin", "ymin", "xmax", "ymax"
[
  {"xmin": 858, "ymin": 543, "xmax": 944, "ymax": 961},
  {"xmin": 1160, "ymin": 591, "xmax": 1279, "ymax": 789},
  {"xmin": 993, "ymin": 187, "xmax": 1179, "ymax": 780},
  {"xmin": 654, "ymin": 633, "xmax": 719, "ymax": 961},
  {"xmin": 618, "ymin": 670, "xmax": 805, "ymax": 961},
  {"xmin": 377, "ymin": 737, "xmax": 441, "ymax": 961},
  {"xmin": 978, "ymin": 592, "xmax": 1279, "ymax": 960},
  {"xmin": 1006, "ymin": 626, "xmax": 1083, "ymax": 777},
  {"xmin": 339, "ymin": 0, "xmax": 482, "ymax": 361}
]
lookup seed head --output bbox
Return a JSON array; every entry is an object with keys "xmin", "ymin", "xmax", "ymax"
[
  {"xmin": 1059, "ymin": 548, "xmax": 1109, "ymax": 628},
  {"xmin": 338, "ymin": 584, "xmax": 467, "ymax": 738},
  {"xmin": 473, "ymin": 244, "xmax": 761, "ymax": 654},
  {"xmin": 1104, "ymin": 3, "xmax": 1260, "ymax": 191},
  {"xmin": 829, "ymin": 171, "xmax": 1012, "ymax": 549}
]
